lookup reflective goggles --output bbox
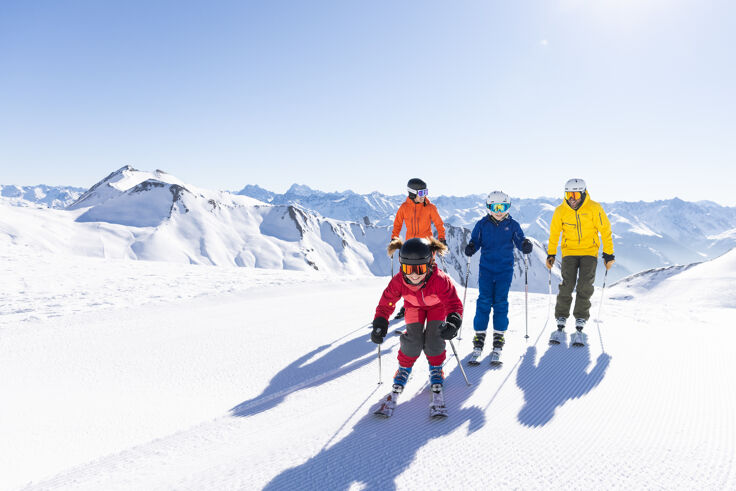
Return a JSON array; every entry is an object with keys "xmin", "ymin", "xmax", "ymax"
[
  {"xmin": 486, "ymin": 202, "xmax": 510, "ymax": 213},
  {"xmin": 565, "ymin": 191, "xmax": 582, "ymax": 200},
  {"xmin": 415, "ymin": 188, "xmax": 428, "ymax": 197},
  {"xmin": 401, "ymin": 263, "xmax": 428, "ymax": 275}
]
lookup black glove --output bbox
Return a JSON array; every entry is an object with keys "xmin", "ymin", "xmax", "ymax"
[
  {"xmin": 440, "ymin": 312, "xmax": 462, "ymax": 340},
  {"xmin": 371, "ymin": 317, "xmax": 389, "ymax": 344},
  {"xmin": 440, "ymin": 238, "xmax": 447, "ymax": 246},
  {"xmin": 602, "ymin": 252, "xmax": 615, "ymax": 270},
  {"xmin": 464, "ymin": 242, "xmax": 475, "ymax": 257},
  {"xmin": 521, "ymin": 239, "xmax": 533, "ymax": 254},
  {"xmin": 546, "ymin": 254, "xmax": 556, "ymax": 269}
]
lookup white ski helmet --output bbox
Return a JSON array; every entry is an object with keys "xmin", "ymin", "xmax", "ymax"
[
  {"xmin": 564, "ymin": 178, "xmax": 586, "ymax": 193},
  {"xmin": 486, "ymin": 190, "xmax": 511, "ymax": 215}
]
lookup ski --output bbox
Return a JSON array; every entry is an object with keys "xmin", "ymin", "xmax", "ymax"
[
  {"xmin": 429, "ymin": 385, "xmax": 448, "ymax": 418},
  {"xmin": 571, "ymin": 331, "xmax": 587, "ymax": 347},
  {"xmin": 374, "ymin": 389, "xmax": 401, "ymax": 418},
  {"xmin": 467, "ymin": 347, "xmax": 483, "ymax": 366},
  {"xmin": 549, "ymin": 329, "xmax": 565, "ymax": 345},
  {"xmin": 489, "ymin": 348, "xmax": 503, "ymax": 366}
]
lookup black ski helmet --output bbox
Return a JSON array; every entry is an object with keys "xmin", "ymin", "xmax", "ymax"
[
  {"xmin": 399, "ymin": 238, "xmax": 432, "ymax": 265},
  {"xmin": 407, "ymin": 178, "xmax": 427, "ymax": 197}
]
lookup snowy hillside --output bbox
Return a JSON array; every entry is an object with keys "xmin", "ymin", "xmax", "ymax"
[
  {"xmin": 5, "ymin": 167, "xmax": 735, "ymax": 290},
  {"xmin": 0, "ymin": 167, "xmax": 556, "ymax": 292},
  {"xmin": 2, "ymin": 236, "xmax": 734, "ymax": 490}
]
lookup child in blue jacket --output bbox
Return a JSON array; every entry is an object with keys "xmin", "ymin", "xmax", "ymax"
[{"xmin": 464, "ymin": 191, "xmax": 532, "ymax": 364}]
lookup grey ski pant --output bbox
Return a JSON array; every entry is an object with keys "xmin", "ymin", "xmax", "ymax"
[
  {"xmin": 555, "ymin": 255, "xmax": 598, "ymax": 321},
  {"xmin": 400, "ymin": 320, "xmax": 446, "ymax": 358}
]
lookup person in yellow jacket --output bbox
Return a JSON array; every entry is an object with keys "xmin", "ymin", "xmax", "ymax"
[
  {"xmin": 546, "ymin": 178, "xmax": 615, "ymax": 345},
  {"xmin": 388, "ymin": 178, "xmax": 446, "ymax": 319}
]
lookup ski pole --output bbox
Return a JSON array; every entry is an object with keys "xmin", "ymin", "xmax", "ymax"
[
  {"xmin": 390, "ymin": 253, "xmax": 394, "ymax": 277},
  {"xmin": 448, "ymin": 339, "xmax": 471, "ymax": 386},
  {"xmin": 459, "ymin": 256, "xmax": 471, "ymax": 340},
  {"xmin": 524, "ymin": 255, "xmax": 529, "ymax": 340},
  {"xmin": 595, "ymin": 269, "xmax": 609, "ymax": 323},
  {"xmin": 377, "ymin": 345, "xmax": 383, "ymax": 385}
]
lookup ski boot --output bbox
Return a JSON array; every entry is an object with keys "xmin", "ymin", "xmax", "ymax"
[
  {"xmin": 393, "ymin": 306, "xmax": 405, "ymax": 320},
  {"xmin": 571, "ymin": 319, "xmax": 587, "ymax": 347},
  {"xmin": 428, "ymin": 364, "xmax": 447, "ymax": 418},
  {"xmin": 375, "ymin": 366, "xmax": 411, "ymax": 418},
  {"xmin": 392, "ymin": 366, "xmax": 412, "ymax": 392},
  {"xmin": 550, "ymin": 317, "xmax": 567, "ymax": 345},
  {"xmin": 468, "ymin": 331, "xmax": 486, "ymax": 365},
  {"xmin": 489, "ymin": 331, "xmax": 504, "ymax": 366}
]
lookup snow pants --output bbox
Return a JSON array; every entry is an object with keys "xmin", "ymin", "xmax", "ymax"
[
  {"xmin": 473, "ymin": 269, "xmax": 512, "ymax": 333},
  {"xmin": 555, "ymin": 255, "xmax": 598, "ymax": 321},
  {"xmin": 397, "ymin": 305, "xmax": 446, "ymax": 368}
]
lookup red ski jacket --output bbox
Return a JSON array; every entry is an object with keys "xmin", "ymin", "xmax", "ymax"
[{"xmin": 374, "ymin": 267, "xmax": 463, "ymax": 322}]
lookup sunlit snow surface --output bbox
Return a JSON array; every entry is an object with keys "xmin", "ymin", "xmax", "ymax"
[{"xmin": 2, "ymin": 237, "xmax": 735, "ymax": 490}]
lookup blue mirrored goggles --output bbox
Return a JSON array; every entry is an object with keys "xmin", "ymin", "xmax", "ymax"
[
  {"xmin": 415, "ymin": 188, "xmax": 428, "ymax": 197},
  {"xmin": 487, "ymin": 202, "xmax": 510, "ymax": 213}
]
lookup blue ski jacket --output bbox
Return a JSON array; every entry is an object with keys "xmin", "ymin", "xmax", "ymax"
[{"xmin": 469, "ymin": 215, "xmax": 526, "ymax": 276}]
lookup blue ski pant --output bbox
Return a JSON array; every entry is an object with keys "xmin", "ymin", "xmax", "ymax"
[{"xmin": 473, "ymin": 270, "xmax": 512, "ymax": 333}]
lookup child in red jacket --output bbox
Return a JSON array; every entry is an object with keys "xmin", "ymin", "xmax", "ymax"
[{"xmin": 371, "ymin": 237, "xmax": 463, "ymax": 397}]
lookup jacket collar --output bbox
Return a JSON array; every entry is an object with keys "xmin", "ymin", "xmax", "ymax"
[
  {"xmin": 563, "ymin": 191, "xmax": 591, "ymax": 211},
  {"xmin": 405, "ymin": 196, "xmax": 430, "ymax": 207}
]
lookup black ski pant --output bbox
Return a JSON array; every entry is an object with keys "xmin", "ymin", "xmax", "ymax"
[{"xmin": 555, "ymin": 255, "xmax": 598, "ymax": 321}]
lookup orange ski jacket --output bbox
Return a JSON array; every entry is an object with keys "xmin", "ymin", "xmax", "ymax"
[{"xmin": 391, "ymin": 197, "xmax": 446, "ymax": 241}]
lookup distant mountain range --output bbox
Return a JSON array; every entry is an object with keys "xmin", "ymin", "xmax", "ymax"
[
  {"xmin": 0, "ymin": 184, "xmax": 85, "ymax": 209},
  {"xmin": 3, "ymin": 167, "xmax": 735, "ymax": 291},
  {"xmin": 236, "ymin": 183, "xmax": 736, "ymax": 282}
]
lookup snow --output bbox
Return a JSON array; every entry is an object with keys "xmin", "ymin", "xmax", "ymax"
[{"xmin": 2, "ymin": 236, "xmax": 735, "ymax": 489}]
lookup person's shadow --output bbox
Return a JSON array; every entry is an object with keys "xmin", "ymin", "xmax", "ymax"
[
  {"xmin": 231, "ymin": 330, "xmax": 390, "ymax": 418},
  {"xmin": 516, "ymin": 344, "xmax": 611, "ymax": 427},
  {"xmin": 263, "ymin": 357, "xmax": 486, "ymax": 490}
]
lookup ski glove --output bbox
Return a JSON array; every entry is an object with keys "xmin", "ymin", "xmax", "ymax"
[
  {"xmin": 440, "ymin": 312, "xmax": 462, "ymax": 340},
  {"xmin": 521, "ymin": 239, "xmax": 533, "ymax": 254},
  {"xmin": 602, "ymin": 252, "xmax": 615, "ymax": 270},
  {"xmin": 371, "ymin": 317, "xmax": 389, "ymax": 344},
  {"xmin": 464, "ymin": 242, "xmax": 476, "ymax": 257},
  {"xmin": 546, "ymin": 254, "xmax": 556, "ymax": 269}
]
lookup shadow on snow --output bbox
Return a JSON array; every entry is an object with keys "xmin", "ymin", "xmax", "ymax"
[
  {"xmin": 263, "ymin": 356, "xmax": 485, "ymax": 490},
  {"xmin": 516, "ymin": 342, "xmax": 611, "ymax": 427},
  {"xmin": 230, "ymin": 326, "xmax": 393, "ymax": 418}
]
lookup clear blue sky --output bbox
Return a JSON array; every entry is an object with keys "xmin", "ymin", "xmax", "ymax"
[{"xmin": 1, "ymin": 0, "xmax": 735, "ymax": 204}]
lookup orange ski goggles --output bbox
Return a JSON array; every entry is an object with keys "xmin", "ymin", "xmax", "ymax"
[
  {"xmin": 401, "ymin": 263, "xmax": 428, "ymax": 275},
  {"xmin": 565, "ymin": 191, "xmax": 582, "ymax": 200}
]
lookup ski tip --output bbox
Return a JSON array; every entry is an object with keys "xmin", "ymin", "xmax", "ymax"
[
  {"xmin": 549, "ymin": 340, "xmax": 560, "ymax": 345},
  {"xmin": 467, "ymin": 360, "xmax": 481, "ymax": 366}
]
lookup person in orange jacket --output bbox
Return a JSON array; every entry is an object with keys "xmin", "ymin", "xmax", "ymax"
[{"xmin": 389, "ymin": 178, "xmax": 446, "ymax": 319}]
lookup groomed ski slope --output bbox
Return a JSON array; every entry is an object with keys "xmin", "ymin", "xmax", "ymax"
[{"xmin": 2, "ymin": 247, "xmax": 735, "ymax": 490}]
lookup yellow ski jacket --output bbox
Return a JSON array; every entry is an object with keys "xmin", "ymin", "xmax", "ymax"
[{"xmin": 547, "ymin": 192, "xmax": 614, "ymax": 257}]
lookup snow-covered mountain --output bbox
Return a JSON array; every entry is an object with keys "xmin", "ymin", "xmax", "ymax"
[
  {"xmin": 5, "ymin": 168, "xmax": 735, "ymax": 291},
  {"xmin": 238, "ymin": 185, "xmax": 736, "ymax": 282},
  {"xmin": 0, "ymin": 183, "xmax": 84, "ymax": 208},
  {"xmin": 0, "ymin": 167, "xmax": 558, "ymax": 292}
]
